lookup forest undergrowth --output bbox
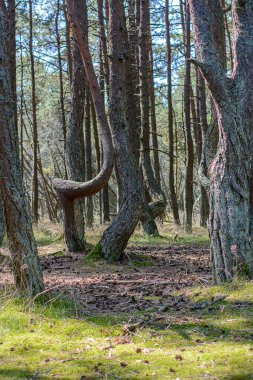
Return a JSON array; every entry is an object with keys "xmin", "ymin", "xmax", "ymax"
[{"xmin": 0, "ymin": 225, "xmax": 252, "ymax": 380}]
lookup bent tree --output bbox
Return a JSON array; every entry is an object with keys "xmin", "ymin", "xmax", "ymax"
[
  {"xmin": 0, "ymin": 5, "xmax": 44, "ymax": 296},
  {"xmin": 190, "ymin": 0, "xmax": 253, "ymax": 281},
  {"xmin": 53, "ymin": 0, "xmax": 114, "ymax": 252}
]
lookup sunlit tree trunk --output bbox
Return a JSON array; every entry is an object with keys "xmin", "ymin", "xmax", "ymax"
[
  {"xmin": 65, "ymin": 0, "xmax": 86, "ymax": 246},
  {"xmin": 0, "ymin": 6, "xmax": 44, "ymax": 295},
  {"xmin": 190, "ymin": 0, "xmax": 253, "ymax": 281}
]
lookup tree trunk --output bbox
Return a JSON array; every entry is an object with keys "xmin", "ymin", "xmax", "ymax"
[
  {"xmin": 53, "ymin": 0, "xmax": 114, "ymax": 252},
  {"xmin": 97, "ymin": 3, "xmax": 111, "ymax": 223},
  {"xmin": 147, "ymin": 16, "xmax": 161, "ymax": 187},
  {"xmin": 165, "ymin": 0, "xmax": 180, "ymax": 226},
  {"xmin": 190, "ymin": 0, "xmax": 253, "ymax": 281},
  {"xmin": 65, "ymin": 0, "xmax": 87, "ymax": 248},
  {"xmin": 181, "ymin": 0, "xmax": 194, "ymax": 233},
  {"xmin": 139, "ymin": 0, "xmax": 166, "ymax": 218},
  {"xmin": 7, "ymin": 0, "xmax": 17, "ymax": 130},
  {"xmin": 0, "ymin": 6, "xmax": 44, "ymax": 295},
  {"xmin": 55, "ymin": 0, "xmax": 67, "ymax": 176},
  {"xmin": 196, "ymin": 69, "xmax": 209, "ymax": 227},
  {"xmin": 29, "ymin": 0, "xmax": 39, "ymax": 223},
  {"xmin": 85, "ymin": 91, "xmax": 94, "ymax": 228},
  {"xmin": 95, "ymin": 0, "xmax": 157, "ymax": 261}
]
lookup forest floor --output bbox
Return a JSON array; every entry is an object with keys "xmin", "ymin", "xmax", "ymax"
[{"xmin": 0, "ymin": 225, "xmax": 253, "ymax": 379}]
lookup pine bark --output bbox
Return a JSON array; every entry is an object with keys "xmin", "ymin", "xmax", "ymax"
[
  {"xmin": 97, "ymin": 0, "xmax": 157, "ymax": 261},
  {"xmin": 181, "ymin": 0, "xmax": 194, "ymax": 233},
  {"xmin": 65, "ymin": 0, "xmax": 87, "ymax": 246},
  {"xmin": 0, "ymin": 6, "xmax": 44, "ymax": 295},
  {"xmin": 190, "ymin": 0, "xmax": 253, "ymax": 281}
]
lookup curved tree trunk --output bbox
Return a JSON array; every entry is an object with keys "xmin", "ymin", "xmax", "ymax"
[
  {"xmin": 190, "ymin": 0, "xmax": 253, "ymax": 281},
  {"xmin": 53, "ymin": 0, "xmax": 114, "ymax": 253},
  {"xmin": 0, "ymin": 6, "xmax": 44, "ymax": 295}
]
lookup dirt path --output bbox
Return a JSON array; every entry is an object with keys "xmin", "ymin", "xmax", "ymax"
[{"xmin": 0, "ymin": 245, "xmax": 211, "ymax": 315}]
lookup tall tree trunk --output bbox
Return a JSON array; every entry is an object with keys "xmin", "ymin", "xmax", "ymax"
[
  {"xmin": 124, "ymin": 0, "xmax": 158, "ymax": 235},
  {"xmin": 0, "ymin": 6, "xmax": 44, "ymax": 295},
  {"xmin": 95, "ymin": 0, "xmax": 150, "ymax": 261},
  {"xmin": 65, "ymin": 0, "xmax": 86, "ymax": 247},
  {"xmin": 196, "ymin": 69, "xmax": 209, "ymax": 227},
  {"xmin": 165, "ymin": 0, "xmax": 180, "ymax": 226},
  {"xmin": 85, "ymin": 91, "xmax": 94, "ymax": 228},
  {"xmin": 147, "ymin": 16, "xmax": 161, "ymax": 187},
  {"xmin": 29, "ymin": 0, "xmax": 39, "ymax": 223},
  {"xmin": 55, "ymin": 0, "xmax": 67, "ymax": 175},
  {"xmin": 53, "ymin": 0, "xmax": 114, "ymax": 253},
  {"xmin": 7, "ymin": 0, "xmax": 17, "ymax": 130},
  {"xmin": 139, "ymin": 0, "xmax": 166, "ymax": 218},
  {"xmin": 190, "ymin": 0, "xmax": 253, "ymax": 281},
  {"xmin": 181, "ymin": 0, "xmax": 194, "ymax": 233},
  {"xmin": 97, "ymin": 2, "xmax": 110, "ymax": 223}
]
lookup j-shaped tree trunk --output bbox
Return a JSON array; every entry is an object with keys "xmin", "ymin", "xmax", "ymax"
[
  {"xmin": 53, "ymin": 0, "xmax": 114, "ymax": 253},
  {"xmin": 0, "ymin": 6, "xmax": 44, "ymax": 295},
  {"xmin": 96, "ymin": 0, "xmax": 157, "ymax": 262},
  {"xmin": 190, "ymin": 0, "xmax": 253, "ymax": 281}
]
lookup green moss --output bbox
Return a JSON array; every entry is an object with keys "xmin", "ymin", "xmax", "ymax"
[
  {"xmin": 1, "ymin": 281, "xmax": 253, "ymax": 379},
  {"xmin": 85, "ymin": 242, "xmax": 103, "ymax": 262}
]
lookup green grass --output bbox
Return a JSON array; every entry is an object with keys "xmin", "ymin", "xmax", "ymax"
[
  {"xmin": 1, "ymin": 280, "xmax": 253, "ymax": 379},
  {"xmin": 34, "ymin": 226, "xmax": 63, "ymax": 247},
  {"xmin": 129, "ymin": 227, "xmax": 209, "ymax": 247}
]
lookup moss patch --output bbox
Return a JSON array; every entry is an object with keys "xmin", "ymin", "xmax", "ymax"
[{"xmin": 1, "ymin": 281, "xmax": 253, "ymax": 379}]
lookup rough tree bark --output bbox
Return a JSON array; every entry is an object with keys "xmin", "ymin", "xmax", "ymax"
[
  {"xmin": 165, "ymin": 0, "xmax": 181, "ymax": 226},
  {"xmin": 181, "ymin": 0, "xmax": 194, "ymax": 233},
  {"xmin": 196, "ymin": 69, "xmax": 209, "ymax": 227},
  {"xmin": 0, "ymin": 5, "xmax": 44, "ymax": 295},
  {"xmin": 190, "ymin": 0, "xmax": 253, "ymax": 281},
  {"xmin": 53, "ymin": 0, "xmax": 114, "ymax": 253},
  {"xmin": 84, "ymin": 91, "xmax": 94, "ymax": 228},
  {"xmin": 93, "ymin": 0, "xmax": 156, "ymax": 261},
  {"xmin": 65, "ymin": 0, "xmax": 86, "ymax": 245}
]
